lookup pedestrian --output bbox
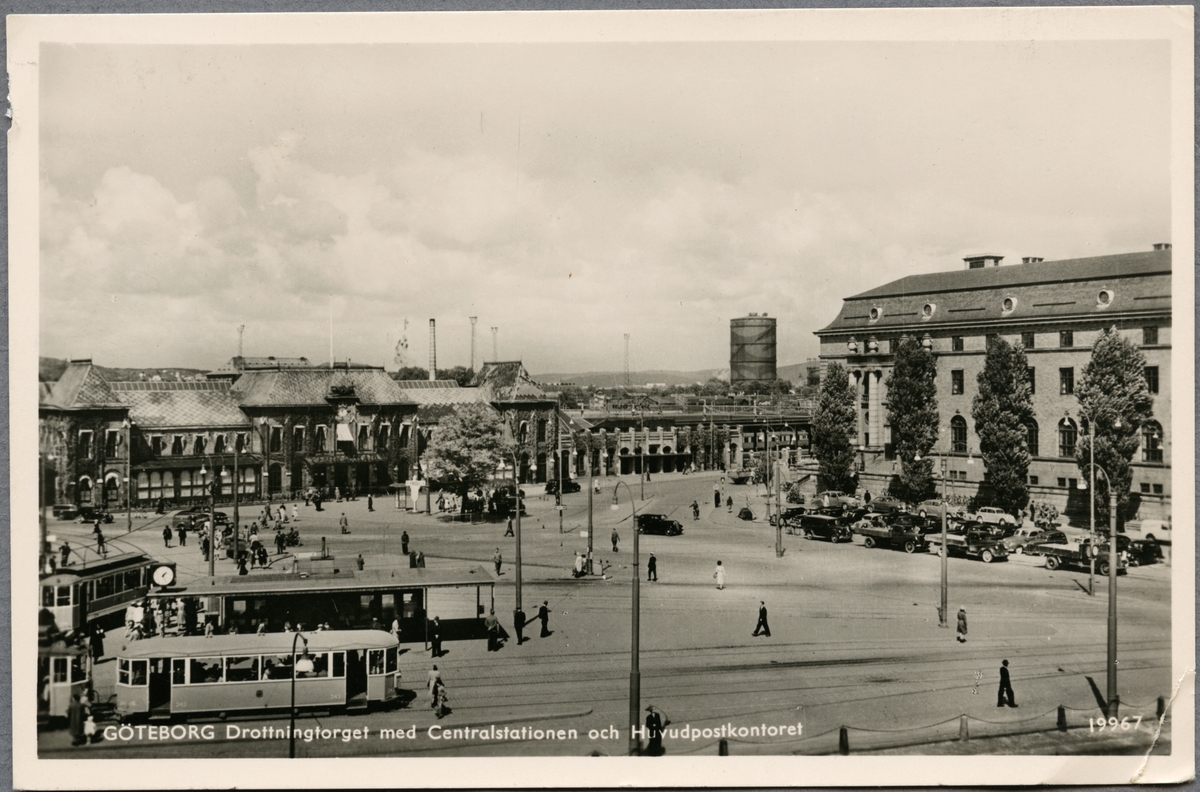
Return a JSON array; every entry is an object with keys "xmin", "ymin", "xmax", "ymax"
[
  {"xmin": 514, "ymin": 607, "xmax": 526, "ymax": 644},
  {"xmin": 201, "ymin": 535, "xmax": 210, "ymax": 562},
  {"xmin": 401, "ymin": 531, "xmax": 410, "ymax": 555},
  {"xmin": 94, "ymin": 528, "xmax": 107, "ymax": 557},
  {"xmin": 691, "ymin": 501, "xmax": 700, "ymax": 520},
  {"xmin": 162, "ymin": 526, "xmax": 172, "ymax": 548},
  {"xmin": 60, "ymin": 542, "xmax": 71, "ymax": 567},
  {"xmin": 504, "ymin": 516, "xmax": 514, "ymax": 537},
  {"xmin": 644, "ymin": 706, "xmax": 664, "ymax": 755},
  {"xmin": 538, "ymin": 600, "xmax": 552, "ymax": 637},
  {"xmin": 417, "ymin": 551, "xmax": 426, "ymax": 568},
  {"xmin": 493, "ymin": 548, "xmax": 502, "ymax": 576},
  {"xmin": 356, "ymin": 553, "xmax": 364, "ymax": 571},
  {"xmin": 863, "ymin": 490, "xmax": 872, "ymax": 505},
  {"xmin": 714, "ymin": 485, "xmax": 721, "ymax": 509},
  {"xmin": 90, "ymin": 626, "xmax": 105, "ymax": 663},
  {"xmin": 314, "ymin": 493, "xmax": 323, "ymax": 512},
  {"xmin": 430, "ymin": 616, "xmax": 442, "ymax": 657},
  {"xmin": 275, "ymin": 531, "xmax": 286, "ymax": 555},
  {"xmin": 339, "ymin": 513, "xmax": 351, "ymax": 534},
  {"xmin": 647, "ymin": 553, "xmax": 657, "ymax": 582},
  {"xmin": 256, "ymin": 545, "xmax": 268, "ymax": 569},
  {"xmin": 368, "ymin": 493, "xmax": 374, "ymax": 512},
  {"xmin": 573, "ymin": 552, "xmax": 585, "ymax": 578},
  {"xmin": 176, "ymin": 523, "xmax": 187, "ymax": 547},
  {"xmin": 956, "ymin": 607, "xmax": 968, "ymax": 643},
  {"xmin": 83, "ymin": 714, "xmax": 98, "ymax": 745},
  {"xmin": 726, "ymin": 495, "xmax": 733, "ymax": 512},
  {"xmin": 485, "ymin": 609, "xmax": 501, "ymax": 651},
  {"xmin": 335, "ymin": 486, "xmax": 342, "ymax": 502},
  {"xmin": 291, "ymin": 503, "xmax": 299, "ymax": 521},
  {"xmin": 611, "ymin": 528, "xmax": 620, "ymax": 553},
  {"xmin": 67, "ymin": 693, "xmax": 87, "ymax": 747},
  {"xmin": 753, "ymin": 601, "xmax": 771, "ymax": 637},
  {"xmin": 998, "ymin": 660, "xmax": 1017, "ymax": 707},
  {"xmin": 427, "ymin": 664, "xmax": 442, "ymax": 706},
  {"xmin": 713, "ymin": 560, "xmax": 726, "ymax": 590}
]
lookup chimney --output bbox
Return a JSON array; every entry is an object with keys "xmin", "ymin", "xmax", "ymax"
[
  {"xmin": 963, "ymin": 255, "xmax": 1004, "ymax": 269},
  {"xmin": 1153, "ymin": 242, "xmax": 1171, "ymax": 251},
  {"xmin": 1021, "ymin": 256, "xmax": 1044, "ymax": 264},
  {"xmin": 429, "ymin": 319, "xmax": 437, "ymax": 381}
]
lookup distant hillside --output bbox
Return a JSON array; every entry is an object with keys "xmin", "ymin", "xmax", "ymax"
[
  {"xmin": 40, "ymin": 356, "xmax": 209, "ymax": 383},
  {"xmin": 535, "ymin": 364, "xmax": 809, "ymax": 387}
]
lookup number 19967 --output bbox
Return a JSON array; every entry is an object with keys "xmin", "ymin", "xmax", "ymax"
[{"xmin": 1089, "ymin": 716, "xmax": 1143, "ymax": 733}]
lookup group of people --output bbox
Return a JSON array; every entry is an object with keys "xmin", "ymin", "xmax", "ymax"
[{"xmin": 123, "ymin": 596, "xmax": 197, "ymax": 640}]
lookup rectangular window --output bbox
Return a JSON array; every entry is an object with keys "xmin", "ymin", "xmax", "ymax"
[
  {"xmin": 1143, "ymin": 327, "xmax": 1158, "ymax": 345},
  {"xmin": 1068, "ymin": 478, "xmax": 1078, "ymax": 489},
  {"xmin": 292, "ymin": 426, "xmax": 305, "ymax": 451},
  {"xmin": 378, "ymin": 424, "xmax": 390, "ymax": 452},
  {"xmin": 951, "ymin": 370, "xmax": 964, "ymax": 395},
  {"xmin": 333, "ymin": 652, "xmax": 346, "ymax": 678},
  {"xmin": 269, "ymin": 426, "xmax": 282, "ymax": 453},
  {"xmin": 171, "ymin": 435, "xmax": 184, "ymax": 456},
  {"xmin": 1021, "ymin": 331, "xmax": 1035, "ymax": 349},
  {"xmin": 315, "ymin": 426, "xmax": 328, "ymax": 453},
  {"xmin": 1029, "ymin": 475, "xmax": 1039, "ymax": 486},
  {"xmin": 297, "ymin": 653, "xmax": 329, "ymax": 679},
  {"xmin": 386, "ymin": 647, "xmax": 397, "ymax": 674},
  {"xmin": 1057, "ymin": 477, "xmax": 1067, "ymax": 488},
  {"xmin": 172, "ymin": 658, "xmax": 187, "ymax": 685},
  {"xmin": 117, "ymin": 658, "xmax": 129, "ymax": 685},
  {"xmin": 1152, "ymin": 483, "xmax": 1163, "ymax": 495},
  {"xmin": 985, "ymin": 333, "xmax": 998, "ymax": 350},
  {"xmin": 189, "ymin": 657, "xmax": 224, "ymax": 684},
  {"xmin": 235, "ymin": 432, "xmax": 247, "ymax": 453},
  {"xmin": 1059, "ymin": 368, "xmax": 1074, "ymax": 395},
  {"xmin": 368, "ymin": 649, "xmax": 385, "ymax": 676},
  {"xmin": 151, "ymin": 435, "xmax": 163, "ymax": 455},
  {"xmin": 1145, "ymin": 366, "xmax": 1159, "ymax": 394},
  {"xmin": 358, "ymin": 424, "xmax": 370, "ymax": 451},
  {"xmin": 225, "ymin": 656, "xmax": 260, "ymax": 683},
  {"xmin": 261, "ymin": 654, "xmax": 294, "ymax": 680},
  {"xmin": 1140, "ymin": 483, "xmax": 1151, "ymax": 493},
  {"xmin": 105, "ymin": 430, "xmax": 119, "ymax": 457},
  {"xmin": 1026, "ymin": 367, "xmax": 1036, "ymax": 395},
  {"xmin": 193, "ymin": 436, "xmax": 206, "ymax": 456},
  {"xmin": 1059, "ymin": 330, "xmax": 1074, "ymax": 348},
  {"xmin": 951, "ymin": 336, "xmax": 964, "ymax": 352},
  {"xmin": 78, "ymin": 430, "xmax": 93, "ymax": 459}
]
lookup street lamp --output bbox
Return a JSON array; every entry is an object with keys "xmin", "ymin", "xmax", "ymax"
[
  {"xmin": 914, "ymin": 444, "xmax": 949, "ymax": 628},
  {"xmin": 1078, "ymin": 463, "xmax": 1121, "ymax": 715},
  {"xmin": 123, "ymin": 418, "xmax": 134, "ymax": 533},
  {"xmin": 288, "ymin": 632, "xmax": 316, "ymax": 758},
  {"xmin": 199, "ymin": 461, "xmax": 219, "ymax": 577},
  {"xmin": 610, "ymin": 480, "xmax": 641, "ymax": 756},
  {"xmin": 1079, "ymin": 413, "xmax": 1122, "ymax": 597}
]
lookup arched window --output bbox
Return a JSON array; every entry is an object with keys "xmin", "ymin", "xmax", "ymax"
[
  {"xmin": 136, "ymin": 472, "xmax": 150, "ymax": 501},
  {"xmin": 1141, "ymin": 421, "xmax": 1164, "ymax": 463},
  {"xmin": 518, "ymin": 421, "xmax": 529, "ymax": 444},
  {"xmin": 180, "ymin": 470, "xmax": 193, "ymax": 498},
  {"xmin": 1023, "ymin": 420, "xmax": 1039, "ymax": 457},
  {"xmin": 213, "ymin": 435, "xmax": 226, "ymax": 454},
  {"xmin": 161, "ymin": 471, "xmax": 175, "ymax": 500},
  {"xmin": 1058, "ymin": 418, "xmax": 1078, "ymax": 458},
  {"xmin": 150, "ymin": 472, "xmax": 163, "ymax": 500},
  {"xmin": 193, "ymin": 436, "xmax": 206, "ymax": 456},
  {"xmin": 950, "ymin": 416, "xmax": 968, "ymax": 453},
  {"xmin": 537, "ymin": 419, "xmax": 548, "ymax": 443}
]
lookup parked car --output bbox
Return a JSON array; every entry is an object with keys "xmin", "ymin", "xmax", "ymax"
[
  {"xmin": 915, "ymin": 499, "xmax": 963, "ymax": 520},
  {"xmin": 797, "ymin": 513, "xmax": 854, "ymax": 543},
  {"xmin": 925, "ymin": 530, "xmax": 1009, "ymax": 562},
  {"xmin": 1036, "ymin": 537, "xmax": 1127, "ymax": 575},
  {"xmin": 171, "ymin": 506, "xmax": 229, "ymax": 530},
  {"xmin": 1002, "ymin": 527, "xmax": 1067, "ymax": 554},
  {"xmin": 814, "ymin": 491, "xmax": 862, "ymax": 511},
  {"xmin": 545, "ymin": 479, "xmax": 582, "ymax": 495},
  {"xmin": 769, "ymin": 507, "xmax": 808, "ymax": 530},
  {"xmin": 1124, "ymin": 519, "xmax": 1172, "ymax": 546},
  {"xmin": 866, "ymin": 496, "xmax": 908, "ymax": 516},
  {"xmin": 726, "ymin": 469, "xmax": 752, "ymax": 485},
  {"xmin": 636, "ymin": 514, "xmax": 684, "ymax": 536},
  {"xmin": 853, "ymin": 514, "xmax": 929, "ymax": 553},
  {"xmin": 966, "ymin": 506, "xmax": 1014, "ymax": 526},
  {"xmin": 75, "ymin": 505, "xmax": 114, "ymax": 524}
]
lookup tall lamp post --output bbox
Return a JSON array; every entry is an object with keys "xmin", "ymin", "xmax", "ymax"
[
  {"xmin": 123, "ymin": 418, "xmax": 134, "ymax": 533},
  {"xmin": 610, "ymin": 480, "xmax": 641, "ymax": 755},
  {"xmin": 915, "ymin": 445, "xmax": 949, "ymax": 628},
  {"xmin": 1081, "ymin": 413, "xmax": 1122, "ymax": 597},
  {"xmin": 288, "ymin": 632, "xmax": 315, "ymax": 758},
  {"xmin": 199, "ymin": 460, "xmax": 219, "ymax": 577},
  {"xmin": 1079, "ymin": 463, "xmax": 1120, "ymax": 714}
]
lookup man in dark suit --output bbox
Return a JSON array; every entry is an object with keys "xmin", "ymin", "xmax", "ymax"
[
  {"xmin": 538, "ymin": 601, "xmax": 552, "ymax": 637},
  {"xmin": 430, "ymin": 617, "xmax": 442, "ymax": 658},
  {"xmin": 752, "ymin": 601, "xmax": 771, "ymax": 637},
  {"xmin": 997, "ymin": 659, "xmax": 1017, "ymax": 707},
  {"xmin": 514, "ymin": 608, "xmax": 526, "ymax": 644}
]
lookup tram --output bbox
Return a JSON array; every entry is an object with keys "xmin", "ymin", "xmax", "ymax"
[
  {"xmin": 40, "ymin": 547, "xmax": 165, "ymax": 632},
  {"xmin": 114, "ymin": 630, "xmax": 400, "ymax": 720},
  {"xmin": 37, "ymin": 641, "xmax": 90, "ymax": 726}
]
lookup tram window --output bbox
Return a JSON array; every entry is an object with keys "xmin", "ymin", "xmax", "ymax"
[
  {"xmin": 129, "ymin": 660, "xmax": 148, "ymax": 686},
  {"xmin": 96, "ymin": 576, "xmax": 114, "ymax": 599},
  {"xmin": 368, "ymin": 650, "xmax": 384, "ymax": 675},
  {"xmin": 189, "ymin": 658, "xmax": 223, "ymax": 684},
  {"xmin": 381, "ymin": 594, "xmax": 395, "ymax": 619},
  {"xmin": 298, "ymin": 653, "xmax": 329, "ymax": 679},
  {"xmin": 42, "ymin": 587, "xmax": 54, "ymax": 607},
  {"xmin": 232, "ymin": 600, "xmax": 247, "ymax": 614},
  {"xmin": 386, "ymin": 647, "xmax": 397, "ymax": 674},
  {"xmin": 118, "ymin": 658, "xmax": 129, "ymax": 685},
  {"xmin": 57, "ymin": 586, "xmax": 71, "ymax": 606},
  {"xmin": 71, "ymin": 655, "xmax": 86, "ymax": 682},
  {"xmin": 262, "ymin": 654, "xmax": 293, "ymax": 680},
  {"xmin": 332, "ymin": 652, "xmax": 345, "ymax": 678},
  {"xmin": 360, "ymin": 595, "xmax": 373, "ymax": 612},
  {"xmin": 172, "ymin": 659, "xmax": 186, "ymax": 685},
  {"xmin": 402, "ymin": 593, "xmax": 420, "ymax": 619},
  {"xmin": 225, "ymin": 656, "xmax": 259, "ymax": 683},
  {"xmin": 53, "ymin": 657, "xmax": 68, "ymax": 683},
  {"xmin": 125, "ymin": 570, "xmax": 142, "ymax": 590}
]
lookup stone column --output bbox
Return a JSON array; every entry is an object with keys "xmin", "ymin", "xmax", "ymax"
[
  {"xmin": 870, "ymin": 370, "xmax": 883, "ymax": 449},
  {"xmin": 735, "ymin": 425, "xmax": 745, "ymax": 469}
]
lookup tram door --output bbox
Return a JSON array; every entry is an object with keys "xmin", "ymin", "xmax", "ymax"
[
  {"xmin": 345, "ymin": 649, "xmax": 368, "ymax": 709},
  {"xmin": 148, "ymin": 658, "xmax": 171, "ymax": 715}
]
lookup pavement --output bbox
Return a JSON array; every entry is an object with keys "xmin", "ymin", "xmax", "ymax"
[{"xmin": 39, "ymin": 471, "xmax": 1175, "ymax": 758}]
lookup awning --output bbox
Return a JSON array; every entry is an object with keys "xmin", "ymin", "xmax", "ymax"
[{"xmin": 336, "ymin": 423, "xmax": 354, "ymax": 442}]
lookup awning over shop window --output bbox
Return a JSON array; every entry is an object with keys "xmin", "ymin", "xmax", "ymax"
[{"xmin": 336, "ymin": 423, "xmax": 354, "ymax": 442}]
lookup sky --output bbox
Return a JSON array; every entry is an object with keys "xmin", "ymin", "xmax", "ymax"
[{"xmin": 38, "ymin": 37, "xmax": 1171, "ymax": 376}]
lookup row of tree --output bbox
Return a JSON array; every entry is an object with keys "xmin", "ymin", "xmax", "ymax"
[{"xmin": 811, "ymin": 328, "xmax": 1155, "ymax": 523}]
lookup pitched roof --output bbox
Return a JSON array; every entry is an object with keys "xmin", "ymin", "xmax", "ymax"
[
  {"xmin": 231, "ymin": 368, "xmax": 415, "ymax": 407},
  {"xmin": 472, "ymin": 361, "xmax": 551, "ymax": 401},
  {"xmin": 210, "ymin": 356, "xmax": 312, "ymax": 376},
  {"xmin": 818, "ymin": 248, "xmax": 1171, "ymax": 335},
  {"xmin": 109, "ymin": 381, "xmax": 250, "ymax": 429},
  {"xmin": 393, "ymin": 380, "xmax": 461, "ymax": 389},
  {"xmin": 43, "ymin": 362, "xmax": 123, "ymax": 409}
]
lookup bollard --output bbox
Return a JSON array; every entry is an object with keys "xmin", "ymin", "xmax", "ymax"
[
  {"xmin": 1156, "ymin": 696, "xmax": 1166, "ymax": 719},
  {"xmin": 1110, "ymin": 696, "xmax": 1119, "ymax": 719},
  {"xmin": 838, "ymin": 726, "xmax": 849, "ymax": 755},
  {"xmin": 718, "ymin": 739, "xmax": 728, "ymax": 756},
  {"xmin": 1057, "ymin": 706, "xmax": 1067, "ymax": 731},
  {"xmin": 958, "ymin": 715, "xmax": 969, "ymax": 742}
]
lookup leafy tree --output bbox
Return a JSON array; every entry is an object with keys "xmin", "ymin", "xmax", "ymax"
[
  {"xmin": 698, "ymin": 378, "xmax": 729, "ymax": 397},
  {"xmin": 423, "ymin": 403, "xmax": 505, "ymax": 506},
  {"xmin": 394, "ymin": 366, "xmax": 428, "ymax": 381},
  {"xmin": 437, "ymin": 366, "xmax": 475, "ymax": 387},
  {"xmin": 971, "ymin": 338, "xmax": 1034, "ymax": 517},
  {"xmin": 811, "ymin": 362, "xmax": 857, "ymax": 493},
  {"xmin": 1075, "ymin": 327, "xmax": 1155, "ymax": 526},
  {"xmin": 885, "ymin": 336, "xmax": 939, "ymax": 501},
  {"xmin": 556, "ymin": 384, "xmax": 591, "ymax": 410}
]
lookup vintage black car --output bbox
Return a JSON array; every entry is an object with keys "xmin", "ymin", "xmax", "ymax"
[
  {"xmin": 769, "ymin": 507, "xmax": 808, "ymax": 531},
  {"xmin": 797, "ymin": 513, "xmax": 854, "ymax": 543},
  {"xmin": 171, "ymin": 505, "xmax": 229, "ymax": 530},
  {"xmin": 636, "ymin": 514, "xmax": 684, "ymax": 536},
  {"xmin": 545, "ymin": 479, "xmax": 582, "ymax": 495},
  {"xmin": 75, "ymin": 505, "xmax": 115, "ymax": 524},
  {"xmin": 866, "ymin": 496, "xmax": 908, "ymax": 516}
]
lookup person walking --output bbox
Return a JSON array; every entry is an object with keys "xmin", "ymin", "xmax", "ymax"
[
  {"xmin": 493, "ymin": 548, "xmax": 503, "ymax": 576},
  {"xmin": 997, "ymin": 660, "xmax": 1017, "ymax": 708},
  {"xmin": 427, "ymin": 664, "xmax": 442, "ymax": 707},
  {"xmin": 257, "ymin": 545, "xmax": 268, "ymax": 569},
  {"xmin": 726, "ymin": 495, "xmax": 733, "ymax": 513},
  {"xmin": 94, "ymin": 527, "xmax": 107, "ymax": 558},
  {"xmin": 691, "ymin": 501, "xmax": 700, "ymax": 520},
  {"xmin": 752, "ymin": 601, "xmax": 771, "ymax": 637},
  {"xmin": 514, "ymin": 607, "xmax": 526, "ymax": 644},
  {"xmin": 504, "ymin": 516, "xmax": 514, "ymax": 537},
  {"xmin": 175, "ymin": 523, "xmax": 186, "ymax": 547},
  {"xmin": 401, "ymin": 530, "xmax": 410, "ymax": 555},
  {"xmin": 367, "ymin": 493, "xmax": 374, "ymax": 512},
  {"xmin": 339, "ymin": 513, "xmax": 351, "ymax": 534},
  {"xmin": 60, "ymin": 541, "xmax": 71, "ymax": 567},
  {"xmin": 713, "ymin": 484, "xmax": 721, "ymax": 509},
  {"xmin": 537, "ymin": 600, "xmax": 552, "ymax": 637},
  {"xmin": 275, "ymin": 530, "xmax": 286, "ymax": 555},
  {"xmin": 611, "ymin": 528, "xmax": 620, "ymax": 553},
  {"xmin": 713, "ymin": 560, "xmax": 726, "ymax": 590},
  {"xmin": 291, "ymin": 503, "xmax": 299, "ymax": 522},
  {"xmin": 67, "ymin": 693, "xmax": 88, "ymax": 747},
  {"xmin": 356, "ymin": 553, "xmax": 364, "ymax": 571},
  {"xmin": 201, "ymin": 535, "xmax": 210, "ymax": 563},
  {"xmin": 417, "ymin": 551, "xmax": 426, "ymax": 568},
  {"xmin": 162, "ymin": 525, "xmax": 173, "ymax": 548},
  {"xmin": 430, "ymin": 616, "xmax": 442, "ymax": 657},
  {"xmin": 647, "ymin": 553, "xmax": 657, "ymax": 582},
  {"xmin": 484, "ymin": 609, "xmax": 501, "ymax": 651},
  {"xmin": 90, "ymin": 625, "xmax": 105, "ymax": 663},
  {"xmin": 956, "ymin": 608, "xmax": 968, "ymax": 643},
  {"xmin": 644, "ymin": 706, "xmax": 665, "ymax": 755}
]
